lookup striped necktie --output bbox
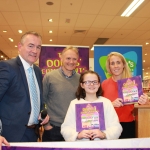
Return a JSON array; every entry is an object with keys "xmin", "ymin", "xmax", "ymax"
[{"xmin": 27, "ymin": 67, "xmax": 40, "ymax": 124}]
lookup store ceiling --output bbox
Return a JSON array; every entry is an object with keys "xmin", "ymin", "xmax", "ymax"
[{"xmin": 0, "ymin": 0, "xmax": 150, "ymax": 78}]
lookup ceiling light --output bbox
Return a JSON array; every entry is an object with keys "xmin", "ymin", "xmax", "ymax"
[
  {"xmin": 143, "ymin": 69, "xmax": 144, "ymax": 70},
  {"xmin": 1, "ymin": 55, "xmax": 3, "ymax": 58},
  {"xmin": 146, "ymin": 72, "xmax": 148, "ymax": 74},
  {"xmin": 15, "ymin": 45, "xmax": 17, "ymax": 47},
  {"xmin": 143, "ymin": 60, "xmax": 145, "ymax": 62},
  {"xmin": 8, "ymin": 38, "xmax": 13, "ymax": 42},
  {"xmin": 49, "ymin": 30, "xmax": 52, "ymax": 33},
  {"xmin": 121, "ymin": 0, "xmax": 144, "ymax": 17},
  {"xmin": 146, "ymin": 42, "xmax": 149, "ymax": 45},
  {"xmin": 18, "ymin": 30, "xmax": 22, "ymax": 33},
  {"xmin": 48, "ymin": 19, "xmax": 53, "ymax": 22},
  {"xmin": 49, "ymin": 39, "xmax": 52, "ymax": 41},
  {"xmin": 145, "ymin": 53, "xmax": 147, "ymax": 55},
  {"xmin": 3, "ymin": 30, "xmax": 7, "ymax": 33}
]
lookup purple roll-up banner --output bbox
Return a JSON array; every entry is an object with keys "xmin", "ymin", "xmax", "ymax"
[{"xmin": 39, "ymin": 45, "xmax": 89, "ymax": 77}]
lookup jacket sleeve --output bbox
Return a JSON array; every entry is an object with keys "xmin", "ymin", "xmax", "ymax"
[
  {"xmin": 61, "ymin": 101, "xmax": 78, "ymax": 141},
  {"xmin": 0, "ymin": 62, "xmax": 12, "ymax": 101}
]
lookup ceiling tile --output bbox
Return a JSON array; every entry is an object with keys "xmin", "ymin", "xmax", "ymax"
[
  {"xmin": 2, "ymin": 12, "xmax": 24, "ymax": 26},
  {"xmin": 0, "ymin": 0, "xmax": 19, "ymax": 11},
  {"xmin": 75, "ymin": 14, "xmax": 96, "ymax": 27},
  {"xmin": 92, "ymin": 15, "xmax": 114, "ymax": 28}
]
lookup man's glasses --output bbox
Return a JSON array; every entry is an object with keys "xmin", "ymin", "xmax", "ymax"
[{"xmin": 82, "ymin": 80, "xmax": 99, "ymax": 85}]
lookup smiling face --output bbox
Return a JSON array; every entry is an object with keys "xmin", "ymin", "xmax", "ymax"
[
  {"xmin": 81, "ymin": 73, "xmax": 100, "ymax": 95},
  {"xmin": 109, "ymin": 55, "xmax": 124, "ymax": 80},
  {"xmin": 18, "ymin": 34, "xmax": 42, "ymax": 66},
  {"xmin": 61, "ymin": 49, "xmax": 78, "ymax": 74}
]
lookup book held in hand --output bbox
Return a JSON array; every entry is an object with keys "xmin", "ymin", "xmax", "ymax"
[
  {"xmin": 117, "ymin": 76, "xmax": 143, "ymax": 105},
  {"xmin": 75, "ymin": 102, "xmax": 105, "ymax": 132}
]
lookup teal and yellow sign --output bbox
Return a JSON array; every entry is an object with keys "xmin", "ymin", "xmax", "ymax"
[{"xmin": 94, "ymin": 46, "xmax": 142, "ymax": 81}]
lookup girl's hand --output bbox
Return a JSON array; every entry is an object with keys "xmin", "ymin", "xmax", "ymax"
[
  {"xmin": 112, "ymin": 98, "xmax": 123, "ymax": 107},
  {"xmin": 90, "ymin": 129, "xmax": 106, "ymax": 140},
  {"xmin": 138, "ymin": 93, "xmax": 148, "ymax": 105},
  {"xmin": 77, "ymin": 130, "xmax": 91, "ymax": 139}
]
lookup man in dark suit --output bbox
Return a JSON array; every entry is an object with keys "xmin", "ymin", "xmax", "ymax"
[{"xmin": 0, "ymin": 31, "xmax": 49, "ymax": 144}]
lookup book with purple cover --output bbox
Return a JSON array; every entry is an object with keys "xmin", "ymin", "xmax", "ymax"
[
  {"xmin": 117, "ymin": 76, "xmax": 143, "ymax": 105},
  {"xmin": 75, "ymin": 102, "xmax": 105, "ymax": 132}
]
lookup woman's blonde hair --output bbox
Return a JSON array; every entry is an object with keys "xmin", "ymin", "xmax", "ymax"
[{"xmin": 106, "ymin": 52, "xmax": 132, "ymax": 79}]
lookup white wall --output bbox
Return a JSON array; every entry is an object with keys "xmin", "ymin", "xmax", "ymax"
[{"xmin": 89, "ymin": 58, "xmax": 94, "ymax": 71}]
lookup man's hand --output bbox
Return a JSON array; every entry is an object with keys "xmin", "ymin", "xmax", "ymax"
[
  {"xmin": 38, "ymin": 114, "xmax": 50, "ymax": 125},
  {"xmin": 0, "ymin": 136, "xmax": 10, "ymax": 150}
]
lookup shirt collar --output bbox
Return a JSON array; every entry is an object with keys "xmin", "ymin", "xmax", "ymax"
[
  {"xmin": 60, "ymin": 67, "xmax": 76, "ymax": 79},
  {"xmin": 19, "ymin": 55, "xmax": 33, "ymax": 70}
]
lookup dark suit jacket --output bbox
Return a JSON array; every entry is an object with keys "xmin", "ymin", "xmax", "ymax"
[{"xmin": 0, "ymin": 56, "xmax": 43, "ymax": 142}]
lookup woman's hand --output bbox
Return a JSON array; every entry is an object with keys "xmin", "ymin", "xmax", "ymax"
[
  {"xmin": 77, "ymin": 130, "xmax": 91, "ymax": 139},
  {"xmin": 138, "ymin": 93, "xmax": 149, "ymax": 105},
  {"xmin": 112, "ymin": 98, "xmax": 123, "ymax": 107}
]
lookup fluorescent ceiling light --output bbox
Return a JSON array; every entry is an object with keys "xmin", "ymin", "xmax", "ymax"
[{"xmin": 121, "ymin": 0, "xmax": 144, "ymax": 17}]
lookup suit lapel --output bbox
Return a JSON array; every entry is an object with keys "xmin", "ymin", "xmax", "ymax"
[{"xmin": 17, "ymin": 56, "xmax": 30, "ymax": 99}]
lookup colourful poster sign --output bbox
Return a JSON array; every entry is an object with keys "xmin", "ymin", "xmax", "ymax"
[
  {"xmin": 75, "ymin": 102, "xmax": 105, "ymax": 132},
  {"xmin": 39, "ymin": 45, "xmax": 89, "ymax": 76},
  {"xmin": 117, "ymin": 76, "xmax": 143, "ymax": 105},
  {"xmin": 94, "ymin": 45, "xmax": 142, "ymax": 81}
]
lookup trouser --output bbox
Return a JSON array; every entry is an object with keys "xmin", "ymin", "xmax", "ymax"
[
  {"xmin": 119, "ymin": 121, "xmax": 135, "ymax": 139},
  {"xmin": 42, "ymin": 124, "xmax": 65, "ymax": 142}
]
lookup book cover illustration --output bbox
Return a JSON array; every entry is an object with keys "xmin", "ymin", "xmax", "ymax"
[
  {"xmin": 75, "ymin": 102, "xmax": 105, "ymax": 132},
  {"xmin": 117, "ymin": 76, "xmax": 143, "ymax": 105}
]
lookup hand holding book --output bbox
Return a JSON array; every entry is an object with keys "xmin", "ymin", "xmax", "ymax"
[
  {"xmin": 138, "ymin": 93, "xmax": 148, "ymax": 105},
  {"xmin": 77, "ymin": 129, "xmax": 106, "ymax": 140},
  {"xmin": 117, "ymin": 76, "xmax": 143, "ymax": 105},
  {"xmin": 112, "ymin": 98, "xmax": 123, "ymax": 107},
  {"xmin": 77, "ymin": 130, "xmax": 91, "ymax": 140},
  {"xmin": 90, "ymin": 129, "xmax": 106, "ymax": 140}
]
